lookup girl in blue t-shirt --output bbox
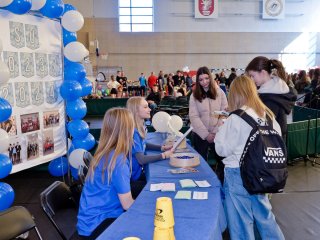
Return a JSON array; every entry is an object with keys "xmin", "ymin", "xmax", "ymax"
[
  {"xmin": 77, "ymin": 108, "xmax": 135, "ymax": 239},
  {"xmin": 126, "ymin": 96, "xmax": 174, "ymax": 198}
]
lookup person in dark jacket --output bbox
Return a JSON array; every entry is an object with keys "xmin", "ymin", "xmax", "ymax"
[
  {"xmin": 226, "ymin": 67, "xmax": 237, "ymax": 89},
  {"xmin": 246, "ymin": 56, "xmax": 297, "ymax": 140}
]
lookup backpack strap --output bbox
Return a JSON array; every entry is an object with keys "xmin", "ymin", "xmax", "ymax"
[
  {"xmin": 231, "ymin": 109, "xmax": 273, "ymax": 129},
  {"xmin": 231, "ymin": 109, "xmax": 259, "ymax": 129}
]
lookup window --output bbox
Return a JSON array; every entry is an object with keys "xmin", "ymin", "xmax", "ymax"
[{"xmin": 118, "ymin": 0, "xmax": 154, "ymax": 32}]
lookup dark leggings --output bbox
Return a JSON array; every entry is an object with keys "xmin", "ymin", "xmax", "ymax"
[
  {"xmin": 78, "ymin": 218, "xmax": 116, "ymax": 240},
  {"xmin": 192, "ymin": 132, "xmax": 224, "ymax": 184}
]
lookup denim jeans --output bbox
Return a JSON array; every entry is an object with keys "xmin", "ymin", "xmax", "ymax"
[{"xmin": 224, "ymin": 167, "xmax": 285, "ymax": 240}]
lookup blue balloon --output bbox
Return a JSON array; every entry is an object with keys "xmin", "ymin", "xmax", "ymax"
[
  {"xmin": 67, "ymin": 120, "xmax": 89, "ymax": 139},
  {"xmin": 72, "ymin": 133, "xmax": 96, "ymax": 151},
  {"xmin": 62, "ymin": 28, "xmax": 77, "ymax": 46},
  {"xmin": 64, "ymin": 62, "xmax": 86, "ymax": 81},
  {"xmin": 0, "ymin": 98, "xmax": 12, "ymax": 123},
  {"xmin": 79, "ymin": 78, "xmax": 93, "ymax": 96},
  {"xmin": 0, "ymin": 154, "xmax": 12, "ymax": 179},
  {"xmin": 60, "ymin": 80, "xmax": 82, "ymax": 101},
  {"xmin": 70, "ymin": 166, "xmax": 79, "ymax": 180},
  {"xmin": 64, "ymin": 56, "xmax": 72, "ymax": 67},
  {"xmin": 5, "ymin": 0, "xmax": 32, "ymax": 15},
  {"xmin": 40, "ymin": 0, "xmax": 64, "ymax": 19},
  {"xmin": 66, "ymin": 98, "xmax": 87, "ymax": 119},
  {"xmin": 63, "ymin": 3, "xmax": 76, "ymax": 14},
  {"xmin": 0, "ymin": 182, "xmax": 15, "ymax": 211},
  {"xmin": 48, "ymin": 157, "xmax": 68, "ymax": 177}
]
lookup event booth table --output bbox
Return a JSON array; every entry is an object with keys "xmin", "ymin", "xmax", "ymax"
[{"xmin": 97, "ymin": 132, "xmax": 227, "ymax": 240}]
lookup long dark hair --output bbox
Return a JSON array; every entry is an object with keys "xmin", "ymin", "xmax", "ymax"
[
  {"xmin": 193, "ymin": 66, "xmax": 217, "ymax": 102},
  {"xmin": 245, "ymin": 56, "xmax": 286, "ymax": 81}
]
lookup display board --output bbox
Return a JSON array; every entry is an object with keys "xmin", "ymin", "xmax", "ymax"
[{"xmin": 0, "ymin": 10, "xmax": 66, "ymax": 173}]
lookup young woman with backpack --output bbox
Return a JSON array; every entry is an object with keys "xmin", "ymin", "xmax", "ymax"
[
  {"xmin": 214, "ymin": 75, "xmax": 285, "ymax": 240},
  {"xmin": 245, "ymin": 56, "xmax": 297, "ymax": 140}
]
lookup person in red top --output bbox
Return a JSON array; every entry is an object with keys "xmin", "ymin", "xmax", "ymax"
[{"xmin": 148, "ymin": 72, "xmax": 158, "ymax": 90}]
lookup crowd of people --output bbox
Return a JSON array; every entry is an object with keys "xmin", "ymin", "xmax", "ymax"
[{"xmin": 77, "ymin": 56, "xmax": 301, "ymax": 239}]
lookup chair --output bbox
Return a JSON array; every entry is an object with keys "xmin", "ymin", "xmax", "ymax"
[
  {"xmin": 0, "ymin": 206, "xmax": 43, "ymax": 240},
  {"xmin": 40, "ymin": 181, "xmax": 78, "ymax": 240},
  {"xmin": 177, "ymin": 107, "xmax": 190, "ymax": 126}
]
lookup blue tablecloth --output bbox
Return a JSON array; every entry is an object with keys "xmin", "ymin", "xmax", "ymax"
[{"xmin": 97, "ymin": 132, "xmax": 227, "ymax": 240}]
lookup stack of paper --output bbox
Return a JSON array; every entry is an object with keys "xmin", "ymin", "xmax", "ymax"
[
  {"xmin": 180, "ymin": 179, "xmax": 197, "ymax": 188},
  {"xmin": 150, "ymin": 183, "xmax": 176, "ymax": 192}
]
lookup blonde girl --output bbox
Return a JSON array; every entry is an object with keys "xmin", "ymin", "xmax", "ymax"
[
  {"xmin": 126, "ymin": 97, "xmax": 173, "ymax": 197},
  {"xmin": 77, "ymin": 108, "xmax": 135, "ymax": 239},
  {"xmin": 214, "ymin": 76, "xmax": 284, "ymax": 240}
]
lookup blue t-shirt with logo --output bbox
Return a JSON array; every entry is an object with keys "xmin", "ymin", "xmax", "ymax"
[
  {"xmin": 131, "ymin": 128, "xmax": 146, "ymax": 180},
  {"xmin": 77, "ymin": 151, "xmax": 131, "ymax": 236}
]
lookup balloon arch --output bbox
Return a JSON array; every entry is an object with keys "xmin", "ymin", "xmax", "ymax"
[{"xmin": 0, "ymin": 0, "xmax": 94, "ymax": 211}]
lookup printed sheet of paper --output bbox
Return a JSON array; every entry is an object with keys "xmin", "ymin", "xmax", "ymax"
[
  {"xmin": 174, "ymin": 190, "xmax": 192, "ymax": 200},
  {"xmin": 195, "ymin": 180, "xmax": 211, "ymax": 188},
  {"xmin": 180, "ymin": 179, "xmax": 197, "ymax": 188},
  {"xmin": 193, "ymin": 191, "xmax": 208, "ymax": 200},
  {"xmin": 150, "ymin": 183, "xmax": 176, "ymax": 192}
]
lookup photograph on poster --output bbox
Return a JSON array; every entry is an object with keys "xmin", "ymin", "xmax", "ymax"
[
  {"xmin": 0, "ymin": 116, "xmax": 17, "ymax": 136},
  {"xmin": 27, "ymin": 133, "xmax": 39, "ymax": 160},
  {"xmin": 7, "ymin": 137, "xmax": 22, "ymax": 165},
  {"xmin": 43, "ymin": 130, "xmax": 54, "ymax": 156},
  {"xmin": 21, "ymin": 112, "xmax": 40, "ymax": 133},
  {"xmin": 43, "ymin": 110, "xmax": 60, "ymax": 129}
]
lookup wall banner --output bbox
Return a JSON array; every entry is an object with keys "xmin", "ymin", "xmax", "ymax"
[
  {"xmin": 194, "ymin": 0, "xmax": 218, "ymax": 19},
  {"xmin": 0, "ymin": 10, "xmax": 66, "ymax": 174}
]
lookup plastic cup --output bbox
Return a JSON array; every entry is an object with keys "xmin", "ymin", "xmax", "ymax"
[
  {"xmin": 153, "ymin": 227, "xmax": 175, "ymax": 240},
  {"xmin": 154, "ymin": 197, "xmax": 175, "ymax": 228},
  {"xmin": 122, "ymin": 237, "xmax": 141, "ymax": 240}
]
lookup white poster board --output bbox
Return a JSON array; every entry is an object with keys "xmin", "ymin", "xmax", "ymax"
[{"xmin": 0, "ymin": 10, "xmax": 67, "ymax": 173}]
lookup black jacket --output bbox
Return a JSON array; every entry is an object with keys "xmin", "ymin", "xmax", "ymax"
[{"xmin": 259, "ymin": 87, "xmax": 297, "ymax": 137}]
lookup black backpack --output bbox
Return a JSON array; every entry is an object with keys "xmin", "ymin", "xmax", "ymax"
[{"xmin": 232, "ymin": 109, "xmax": 288, "ymax": 194}]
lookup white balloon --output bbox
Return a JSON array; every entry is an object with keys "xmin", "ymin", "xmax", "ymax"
[
  {"xmin": 152, "ymin": 111, "xmax": 171, "ymax": 133},
  {"xmin": 62, "ymin": 10, "xmax": 84, "ymax": 32},
  {"xmin": 0, "ymin": 61, "xmax": 10, "ymax": 85},
  {"xmin": 0, "ymin": 129, "xmax": 10, "ymax": 153},
  {"xmin": 169, "ymin": 115, "xmax": 183, "ymax": 131},
  {"xmin": 69, "ymin": 148, "xmax": 87, "ymax": 169},
  {"xmin": 0, "ymin": 0, "xmax": 13, "ymax": 7},
  {"xmin": 64, "ymin": 41, "xmax": 89, "ymax": 62},
  {"xmin": 31, "ymin": 0, "xmax": 46, "ymax": 10}
]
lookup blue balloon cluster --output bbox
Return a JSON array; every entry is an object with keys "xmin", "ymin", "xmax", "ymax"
[
  {"xmin": 0, "ymin": 154, "xmax": 13, "ymax": 179},
  {"xmin": 40, "ymin": 0, "xmax": 65, "ymax": 19},
  {"xmin": 72, "ymin": 133, "xmax": 96, "ymax": 151},
  {"xmin": 0, "ymin": 98, "xmax": 12, "ymax": 123},
  {"xmin": 48, "ymin": 157, "xmax": 68, "ymax": 177},
  {"xmin": 67, "ymin": 120, "xmax": 89, "ymax": 139},
  {"xmin": 66, "ymin": 98, "xmax": 87, "ymax": 120},
  {"xmin": 0, "ymin": 182, "xmax": 15, "ymax": 211}
]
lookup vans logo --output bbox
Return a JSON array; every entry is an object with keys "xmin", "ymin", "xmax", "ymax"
[{"xmin": 264, "ymin": 147, "xmax": 284, "ymax": 157}]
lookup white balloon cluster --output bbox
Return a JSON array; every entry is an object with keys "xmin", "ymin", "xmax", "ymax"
[
  {"xmin": 62, "ymin": 10, "xmax": 84, "ymax": 32},
  {"xmin": 0, "ymin": 39, "xmax": 10, "ymax": 85},
  {"xmin": 152, "ymin": 111, "xmax": 183, "ymax": 136},
  {"xmin": 182, "ymin": 66, "xmax": 190, "ymax": 73},
  {"xmin": 62, "ymin": 9, "xmax": 88, "ymax": 62},
  {"xmin": 31, "ymin": 0, "xmax": 46, "ymax": 11},
  {"xmin": 0, "ymin": 129, "xmax": 9, "ymax": 153},
  {"xmin": 0, "ymin": 0, "xmax": 13, "ymax": 7},
  {"xmin": 64, "ymin": 41, "xmax": 89, "ymax": 62}
]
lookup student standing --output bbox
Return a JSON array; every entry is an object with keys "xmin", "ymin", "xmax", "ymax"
[
  {"xmin": 77, "ymin": 108, "xmax": 135, "ymax": 239},
  {"xmin": 214, "ymin": 75, "xmax": 285, "ymax": 240},
  {"xmin": 126, "ymin": 97, "xmax": 173, "ymax": 198},
  {"xmin": 245, "ymin": 56, "xmax": 297, "ymax": 140},
  {"xmin": 189, "ymin": 66, "xmax": 228, "ymax": 182}
]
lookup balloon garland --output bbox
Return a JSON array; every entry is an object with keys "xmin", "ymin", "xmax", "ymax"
[{"xmin": 0, "ymin": 0, "xmax": 94, "ymax": 210}]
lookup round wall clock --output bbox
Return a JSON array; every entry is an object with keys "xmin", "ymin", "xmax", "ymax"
[{"xmin": 265, "ymin": 0, "xmax": 283, "ymax": 17}]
